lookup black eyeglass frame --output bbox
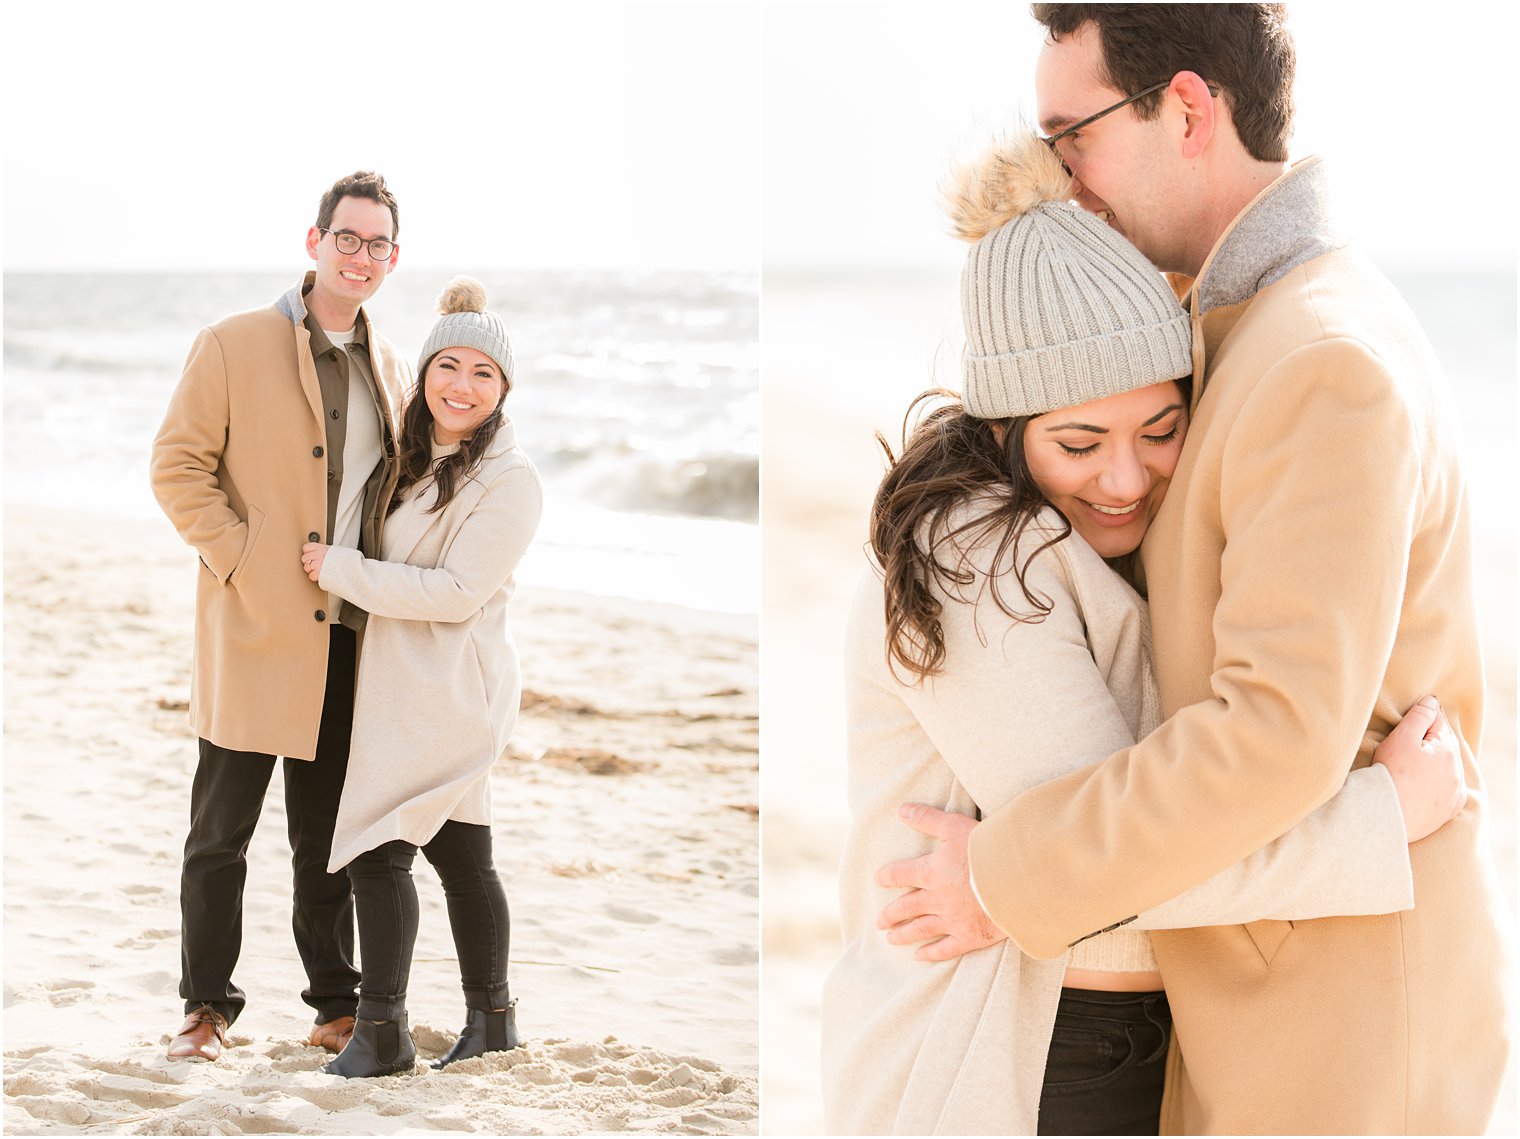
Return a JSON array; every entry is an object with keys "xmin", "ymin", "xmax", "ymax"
[
  {"xmin": 1040, "ymin": 79, "xmax": 1218, "ymax": 173},
  {"xmin": 319, "ymin": 227, "xmax": 398, "ymax": 262}
]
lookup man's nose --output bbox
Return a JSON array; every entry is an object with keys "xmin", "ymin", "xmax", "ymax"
[{"xmin": 1071, "ymin": 179, "xmax": 1104, "ymax": 215}]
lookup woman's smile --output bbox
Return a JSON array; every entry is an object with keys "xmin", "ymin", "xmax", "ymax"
[{"xmin": 1024, "ymin": 382, "xmax": 1188, "ymax": 557}]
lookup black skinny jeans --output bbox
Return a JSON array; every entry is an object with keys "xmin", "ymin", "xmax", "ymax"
[
  {"xmin": 179, "ymin": 625, "xmax": 360, "ymax": 1027},
  {"xmin": 1037, "ymin": 988, "xmax": 1173, "ymax": 1136},
  {"xmin": 345, "ymin": 820, "xmax": 511, "ymax": 1022}
]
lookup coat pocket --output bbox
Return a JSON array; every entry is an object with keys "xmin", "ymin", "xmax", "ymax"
[
  {"xmin": 229, "ymin": 503, "xmax": 266, "ymax": 587},
  {"xmin": 1243, "ymin": 918, "xmax": 1295, "ymax": 965}
]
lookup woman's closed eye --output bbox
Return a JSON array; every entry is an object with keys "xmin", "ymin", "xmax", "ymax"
[
  {"xmin": 1056, "ymin": 424, "xmax": 1181, "ymax": 457},
  {"xmin": 1057, "ymin": 439, "xmax": 1099, "ymax": 457}
]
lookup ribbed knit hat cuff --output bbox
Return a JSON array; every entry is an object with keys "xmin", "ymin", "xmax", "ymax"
[
  {"xmin": 963, "ymin": 309, "xmax": 1192, "ymax": 419},
  {"xmin": 418, "ymin": 314, "xmax": 514, "ymax": 383}
]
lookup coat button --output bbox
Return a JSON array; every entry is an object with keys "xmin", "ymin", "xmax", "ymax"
[
  {"xmin": 313, "ymin": 446, "xmax": 324, "ymax": 458},
  {"xmin": 315, "ymin": 610, "xmax": 326, "ymax": 622},
  {"xmin": 308, "ymin": 532, "xmax": 320, "ymax": 542},
  {"xmin": 330, "ymin": 408, "xmax": 340, "ymax": 419},
  {"xmin": 327, "ymin": 470, "xmax": 335, "ymax": 481}
]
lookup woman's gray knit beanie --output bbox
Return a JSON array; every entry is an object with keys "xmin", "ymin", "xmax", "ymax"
[
  {"xmin": 948, "ymin": 133, "xmax": 1192, "ymax": 418},
  {"xmin": 417, "ymin": 276, "xmax": 514, "ymax": 383}
]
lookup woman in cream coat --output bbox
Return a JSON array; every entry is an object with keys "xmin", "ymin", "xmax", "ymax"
[
  {"xmin": 300, "ymin": 278, "xmax": 542, "ymax": 1078},
  {"xmin": 821, "ymin": 136, "xmax": 1465, "ymax": 1135}
]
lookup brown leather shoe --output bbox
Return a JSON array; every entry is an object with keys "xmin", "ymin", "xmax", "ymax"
[
  {"xmin": 309, "ymin": 1015, "xmax": 356, "ymax": 1053},
  {"xmin": 167, "ymin": 1005, "xmax": 228, "ymax": 1062}
]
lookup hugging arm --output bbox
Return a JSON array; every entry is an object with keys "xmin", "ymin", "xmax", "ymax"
[
  {"xmin": 877, "ymin": 526, "xmax": 1419, "ymax": 958},
  {"xmin": 966, "ymin": 343, "xmax": 1435, "ymax": 958},
  {"xmin": 318, "ymin": 463, "xmax": 542, "ymax": 622}
]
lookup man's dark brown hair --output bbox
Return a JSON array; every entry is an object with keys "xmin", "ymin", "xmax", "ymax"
[
  {"xmin": 1031, "ymin": 4, "xmax": 1295, "ymax": 163},
  {"xmin": 315, "ymin": 171, "xmax": 400, "ymax": 239}
]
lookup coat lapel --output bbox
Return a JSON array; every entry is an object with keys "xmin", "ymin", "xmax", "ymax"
[{"xmin": 277, "ymin": 273, "xmax": 327, "ymax": 428}]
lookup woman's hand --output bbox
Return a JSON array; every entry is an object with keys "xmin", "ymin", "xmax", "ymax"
[
  {"xmin": 1373, "ymin": 695, "xmax": 1466, "ymax": 843},
  {"xmin": 301, "ymin": 542, "xmax": 329, "ymax": 583}
]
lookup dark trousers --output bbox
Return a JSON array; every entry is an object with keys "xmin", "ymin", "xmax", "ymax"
[
  {"xmin": 178, "ymin": 625, "xmax": 361, "ymax": 1026},
  {"xmin": 345, "ymin": 821, "xmax": 511, "ymax": 1022},
  {"xmin": 1037, "ymin": 988, "xmax": 1172, "ymax": 1136}
]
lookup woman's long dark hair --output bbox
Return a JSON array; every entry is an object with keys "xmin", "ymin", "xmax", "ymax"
[
  {"xmin": 872, "ymin": 388, "xmax": 1067, "ymax": 684},
  {"xmin": 389, "ymin": 355, "xmax": 510, "ymax": 515},
  {"xmin": 873, "ymin": 378, "xmax": 1191, "ymax": 682}
]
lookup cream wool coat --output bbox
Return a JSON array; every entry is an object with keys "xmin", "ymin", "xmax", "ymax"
[
  {"xmin": 319, "ymin": 421, "xmax": 542, "ymax": 872},
  {"xmin": 968, "ymin": 158, "xmax": 1515, "ymax": 1134},
  {"xmin": 150, "ymin": 274, "xmax": 407, "ymax": 760},
  {"xmin": 825, "ymin": 505, "xmax": 1415, "ymax": 1136}
]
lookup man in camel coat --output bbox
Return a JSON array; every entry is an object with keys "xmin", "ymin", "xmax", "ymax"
[
  {"xmin": 877, "ymin": 6, "xmax": 1513, "ymax": 1132},
  {"xmin": 150, "ymin": 171, "xmax": 410, "ymax": 1062}
]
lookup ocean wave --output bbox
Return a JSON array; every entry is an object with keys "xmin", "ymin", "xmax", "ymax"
[
  {"xmin": 546, "ymin": 450, "xmax": 759, "ymax": 522},
  {"xmin": 3, "ymin": 337, "xmax": 150, "ymax": 376}
]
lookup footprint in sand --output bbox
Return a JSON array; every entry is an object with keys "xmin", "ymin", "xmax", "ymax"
[
  {"xmin": 7, "ymin": 979, "xmax": 98, "ymax": 1008},
  {"xmin": 70, "ymin": 1072, "xmax": 195, "ymax": 1110},
  {"xmin": 603, "ymin": 903, "xmax": 660, "ymax": 925},
  {"xmin": 81, "ymin": 1059, "xmax": 181, "ymax": 1086},
  {"xmin": 126, "ymin": 971, "xmax": 180, "ymax": 997},
  {"xmin": 3, "ymin": 1045, "xmax": 51, "ymax": 1061},
  {"xmin": 7, "ymin": 1095, "xmax": 93, "ymax": 1126},
  {"xmin": 114, "ymin": 928, "xmax": 177, "ymax": 950},
  {"xmin": 709, "ymin": 944, "xmax": 758, "ymax": 966}
]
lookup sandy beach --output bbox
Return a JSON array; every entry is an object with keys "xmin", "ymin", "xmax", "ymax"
[
  {"xmin": 760, "ymin": 271, "xmax": 1518, "ymax": 1135},
  {"xmin": 3, "ymin": 505, "xmax": 759, "ymax": 1135}
]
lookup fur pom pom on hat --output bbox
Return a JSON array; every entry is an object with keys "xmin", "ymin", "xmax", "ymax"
[
  {"xmin": 417, "ymin": 275, "xmax": 514, "ymax": 383},
  {"xmin": 949, "ymin": 131, "xmax": 1192, "ymax": 418}
]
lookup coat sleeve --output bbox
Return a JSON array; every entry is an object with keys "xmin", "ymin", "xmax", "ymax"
[
  {"xmin": 893, "ymin": 529, "xmax": 1411, "ymax": 951},
  {"xmin": 1127, "ymin": 763, "xmax": 1411, "ymax": 933},
  {"xmin": 890, "ymin": 536, "xmax": 1137, "ymax": 819},
  {"xmin": 148, "ymin": 327, "xmax": 248, "ymax": 582},
  {"xmin": 968, "ymin": 340, "xmax": 1426, "ymax": 958},
  {"xmin": 319, "ymin": 461, "xmax": 543, "ymax": 623}
]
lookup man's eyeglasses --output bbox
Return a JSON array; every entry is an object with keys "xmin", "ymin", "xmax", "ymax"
[
  {"xmin": 320, "ymin": 228, "xmax": 397, "ymax": 262},
  {"xmin": 1040, "ymin": 79, "xmax": 1217, "ymax": 174}
]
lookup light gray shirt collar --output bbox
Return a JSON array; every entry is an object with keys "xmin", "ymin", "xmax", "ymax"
[{"xmin": 1194, "ymin": 157, "xmax": 1348, "ymax": 316}]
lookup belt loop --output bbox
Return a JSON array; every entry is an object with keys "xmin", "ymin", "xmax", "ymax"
[{"xmin": 1137, "ymin": 995, "xmax": 1170, "ymax": 1066}]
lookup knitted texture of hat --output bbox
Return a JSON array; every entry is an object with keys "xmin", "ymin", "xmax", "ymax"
[
  {"xmin": 417, "ymin": 276, "xmax": 514, "ymax": 382},
  {"xmin": 946, "ymin": 132, "xmax": 1192, "ymax": 418}
]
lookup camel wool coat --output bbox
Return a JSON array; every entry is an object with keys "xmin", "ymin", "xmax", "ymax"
[
  {"xmin": 825, "ymin": 506, "xmax": 1414, "ymax": 1135},
  {"xmin": 968, "ymin": 158, "xmax": 1514, "ymax": 1134},
  {"xmin": 320, "ymin": 421, "xmax": 542, "ymax": 871},
  {"xmin": 150, "ymin": 274, "xmax": 407, "ymax": 760}
]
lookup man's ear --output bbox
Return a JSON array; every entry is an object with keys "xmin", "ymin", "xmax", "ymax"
[
  {"xmin": 305, "ymin": 225, "xmax": 323, "ymax": 261},
  {"xmin": 1170, "ymin": 70, "xmax": 1216, "ymax": 160}
]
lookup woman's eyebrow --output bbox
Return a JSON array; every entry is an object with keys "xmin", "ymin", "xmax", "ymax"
[
  {"xmin": 1143, "ymin": 403, "xmax": 1185, "ymax": 426},
  {"xmin": 1043, "ymin": 403, "xmax": 1184, "ymax": 434}
]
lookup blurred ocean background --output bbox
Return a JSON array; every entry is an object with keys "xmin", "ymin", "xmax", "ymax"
[{"xmin": 3, "ymin": 270, "xmax": 758, "ymax": 615}]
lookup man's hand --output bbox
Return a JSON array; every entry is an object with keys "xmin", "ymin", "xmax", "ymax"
[
  {"xmin": 301, "ymin": 542, "xmax": 330, "ymax": 583},
  {"xmin": 874, "ymin": 803, "xmax": 1007, "ymax": 962}
]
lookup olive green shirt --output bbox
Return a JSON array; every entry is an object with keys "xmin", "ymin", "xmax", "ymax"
[{"xmin": 304, "ymin": 309, "xmax": 390, "ymax": 632}]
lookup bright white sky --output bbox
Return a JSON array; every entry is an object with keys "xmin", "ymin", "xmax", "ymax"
[
  {"xmin": 3, "ymin": 1, "xmax": 762, "ymax": 272},
  {"xmin": 5, "ymin": 2, "xmax": 1514, "ymax": 274},
  {"xmin": 765, "ymin": 1, "xmax": 1519, "ymax": 273}
]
